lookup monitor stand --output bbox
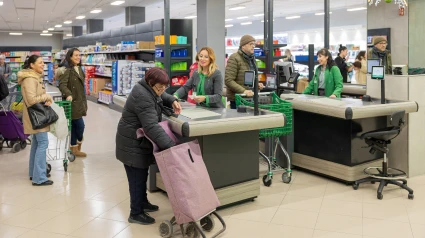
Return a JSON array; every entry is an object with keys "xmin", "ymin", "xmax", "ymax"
[{"xmin": 381, "ymin": 80, "xmax": 385, "ymax": 104}]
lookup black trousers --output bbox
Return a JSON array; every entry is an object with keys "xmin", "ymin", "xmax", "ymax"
[
  {"xmin": 124, "ymin": 164, "xmax": 149, "ymax": 215},
  {"xmin": 230, "ymin": 101, "xmax": 236, "ymax": 109}
]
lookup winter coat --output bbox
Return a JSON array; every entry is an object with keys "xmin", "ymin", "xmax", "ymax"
[
  {"xmin": 58, "ymin": 67, "xmax": 87, "ymax": 120},
  {"xmin": 116, "ymin": 79, "xmax": 177, "ymax": 169},
  {"xmin": 356, "ymin": 59, "xmax": 367, "ymax": 85},
  {"xmin": 303, "ymin": 65, "xmax": 344, "ymax": 98},
  {"xmin": 224, "ymin": 50, "xmax": 251, "ymax": 101},
  {"xmin": 174, "ymin": 70, "xmax": 225, "ymax": 108},
  {"xmin": 368, "ymin": 48, "xmax": 393, "ymax": 75},
  {"xmin": 18, "ymin": 69, "xmax": 52, "ymax": 134}
]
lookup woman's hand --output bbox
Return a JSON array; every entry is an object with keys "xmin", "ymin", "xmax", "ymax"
[
  {"xmin": 194, "ymin": 96, "xmax": 206, "ymax": 103},
  {"xmin": 172, "ymin": 100, "xmax": 182, "ymax": 115},
  {"xmin": 66, "ymin": 96, "xmax": 73, "ymax": 101},
  {"xmin": 45, "ymin": 101, "xmax": 52, "ymax": 107},
  {"xmin": 329, "ymin": 94, "xmax": 337, "ymax": 99}
]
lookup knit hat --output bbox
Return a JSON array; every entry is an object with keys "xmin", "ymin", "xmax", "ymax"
[
  {"xmin": 373, "ymin": 36, "xmax": 387, "ymax": 45},
  {"xmin": 240, "ymin": 35, "xmax": 256, "ymax": 47}
]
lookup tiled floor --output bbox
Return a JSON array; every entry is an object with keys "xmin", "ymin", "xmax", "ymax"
[{"xmin": 1, "ymin": 90, "xmax": 425, "ymax": 237}]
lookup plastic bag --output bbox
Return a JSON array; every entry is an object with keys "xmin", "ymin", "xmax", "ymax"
[{"xmin": 49, "ymin": 103, "xmax": 68, "ymax": 140}]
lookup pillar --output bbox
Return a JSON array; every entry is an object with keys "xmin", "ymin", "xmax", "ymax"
[
  {"xmin": 125, "ymin": 6, "xmax": 145, "ymax": 26},
  {"xmin": 86, "ymin": 19, "xmax": 104, "ymax": 34},
  {"xmin": 72, "ymin": 26, "xmax": 83, "ymax": 37}
]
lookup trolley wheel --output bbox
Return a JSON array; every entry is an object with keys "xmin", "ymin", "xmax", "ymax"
[
  {"xmin": 185, "ymin": 223, "xmax": 200, "ymax": 238},
  {"xmin": 200, "ymin": 215, "xmax": 215, "ymax": 232},
  {"xmin": 352, "ymin": 182, "xmax": 359, "ymax": 190},
  {"xmin": 63, "ymin": 162, "xmax": 68, "ymax": 172},
  {"xmin": 377, "ymin": 193, "xmax": 383, "ymax": 200},
  {"xmin": 46, "ymin": 163, "xmax": 52, "ymax": 174},
  {"xmin": 408, "ymin": 193, "xmax": 414, "ymax": 200},
  {"xmin": 159, "ymin": 220, "xmax": 173, "ymax": 238},
  {"xmin": 20, "ymin": 141, "xmax": 27, "ymax": 149},
  {"xmin": 0, "ymin": 145, "xmax": 3, "ymax": 151},
  {"xmin": 282, "ymin": 172, "xmax": 291, "ymax": 184},
  {"xmin": 262, "ymin": 175, "xmax": 272, "ymax": 187},
  {"xmin": 12, "ymin": 143, "xmax": 21, "ymax": 153},
  {"xmin": 68, "ymin": 151, "xmax": 76, "ymax": 162}
]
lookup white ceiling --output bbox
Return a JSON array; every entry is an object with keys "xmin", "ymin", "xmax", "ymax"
[{"xmin": 0, "ymin": 0, "xmax": 367, "ymax": 33}]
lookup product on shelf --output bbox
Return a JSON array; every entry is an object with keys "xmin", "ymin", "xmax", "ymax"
[
  {"xmin": 112, "ymin": 61, "xmax": 155, "ymax": 96},
  {"xmin": 171, "ymin": 62, "xmax": 188, "ymax": 71},
  {"xmin": 155, "ymin": 35, "xmax": 188, "ymax": 45},
  {"xmin": 256, "ymin": 59, "xmax": 266, "ymax": 69},
  {"xmin": 171, "ymin": 75, "xmax": 189, "ymax": 86},
  {"xmin": 137, "ymin": 41, "xmax": 155, "ymax": 49}
]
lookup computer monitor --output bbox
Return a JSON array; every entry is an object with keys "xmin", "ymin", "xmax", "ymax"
[
  {"xmin": 371, "ymin": 66, "xmax": 385, "ymax": 80},
  {"xmin": 368, "ymin": 59, "xmax": 381, "ymax": 74},
  {"xmin": 275, "ymin": 61, "xmax": 294, "ymax": 88}
]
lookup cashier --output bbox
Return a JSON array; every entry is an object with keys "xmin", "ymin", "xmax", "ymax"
[
  {"xmin": 173, "ymin": 46, "xmax": 225, "ymax": 108},
  {"xmin": 303, "ymin": 48, "xmax": 343, "ymax": 98}
]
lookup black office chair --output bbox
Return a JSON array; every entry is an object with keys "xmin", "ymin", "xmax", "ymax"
[{"xmin": 352, "ymin": 110, "xmax": 414, "ymax": 200}]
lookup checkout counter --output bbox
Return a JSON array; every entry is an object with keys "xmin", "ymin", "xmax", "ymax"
[
  {"xmin": 147, "ymin": 103, "xmax": 285, "ymax": 207},
  {"xmin": 280, "ymin": 94, "xmax": 418, "ymax": 182},
  {"xmin": 341, "ymin": 83, "xmax": 366, "ymax": 98}
]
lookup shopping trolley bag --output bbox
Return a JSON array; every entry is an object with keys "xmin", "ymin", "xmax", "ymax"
[{"xmin": 137, "ymin": 121, "xmax": 220, "ymax": 225}]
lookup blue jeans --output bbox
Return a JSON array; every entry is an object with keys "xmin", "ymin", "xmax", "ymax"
[
  {"xmin": 71, "ymin": 118, "xmax": 85, "ymax": 146},
  {"xmin": 29, "ymin": 132, "xmax": 49, "ymax": 184}
]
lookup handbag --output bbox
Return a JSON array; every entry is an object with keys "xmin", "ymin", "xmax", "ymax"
[{"xmin": 25, "ymin": 100, "xmax": 58, "ymax": 130}]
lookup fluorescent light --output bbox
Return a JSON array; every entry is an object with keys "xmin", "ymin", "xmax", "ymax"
[
  {"xmin": 76, "ymin": 15, "xmax": 85, "ymax": 19},
  {"xmin": 184, "ymin": 16, "xmax": 197, "ymax": 19},
  {"xmin": 64, "ymin": 20, "xmax": 72, "ymax": 24},
  {"xmin": 241, "ymin": 22, "xmax": 252, "ymax": 25},
  {"xmin": 9, "ymin": 33, "xmax": 22, "ymax": 35},
  {"xmin": 237, "ymin": 16, "xmax": 248, "ymax": 19},
  {"xmin": 42, "ymin": 30, "xmax": 48, "ymax": 33},
  {"xmin": 0, "ymin": 1, "xmax": 3, "ymax": 6},
  {"xmin": 315, "ymin": 12, "xmax": 332, "ymax": 15},
  {"xmin": 225, "ymin": 24, "xmax": 233, "ymax": 28},
  {"xmin": 40, "ymin": 33, "xmax": 52, "ymax": 36},
  {"xmin": 48, "ymin": 28, "xmax": 54, "ymax": 31},
  {"xmin": 225, "ymin": 19, "xmax": 233, "ymax": 21},
  {"xmin": 111, "ymin": 1, "xmax": 125, "ymax": 5},
  {"xmin": 347, "ymin": 7, "xmax": 367, "ymax": 11},
  {"xmin": 55, "ymin": 24, "xmax": 62, "ymax": 27},
  {"xmin": 253, "ymin": 13, "xmax": 264, "ymax": 17},
  {"xmin": 229, "ymin": 6, "xmax": 245, "ymax": 10},
  {"xmin": 66, "ymin": 34, "xmax": 72, "ymax": 37},
  {"xmin": 286, "ymin": 16, "xmax": 300, "ymax": 19},
  {"xmin": 90, "ymin": 9, "xmax": 102, "ymax": 13}
]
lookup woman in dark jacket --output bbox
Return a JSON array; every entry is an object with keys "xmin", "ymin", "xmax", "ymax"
[
  {"xmin": 334, "ymin": 45, "xmax": 353, "ymax": 83},
  {"xmin": 173, "ymin": 46, "xmax": 224, "ymax": 108},
  {"xmin": 59, "ymin": 48, "xmax": 88, "ymax": 157},
  {"xmin": 116, "ymin": 67, "xmax": 182, "ymax": 225}
]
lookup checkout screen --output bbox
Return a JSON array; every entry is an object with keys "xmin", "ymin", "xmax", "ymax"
[{"xmin": 372, "ymin": 66, "xmax": 385, "ymax": 80}]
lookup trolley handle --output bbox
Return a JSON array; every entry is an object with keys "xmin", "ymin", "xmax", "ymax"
[{"xmin": 237, "ymin": 92, "xmax": 272, "ymax": 97}]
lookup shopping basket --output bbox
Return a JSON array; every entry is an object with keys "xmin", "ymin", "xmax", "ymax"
[{"xmin": 235, "ymin": 92, "xmax": 293, "ymax": 186}]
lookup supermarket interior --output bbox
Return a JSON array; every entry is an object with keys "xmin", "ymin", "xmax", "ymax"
[{"xmin": 1, "ymin": 0, "xmax": 425, "ymax": 238}]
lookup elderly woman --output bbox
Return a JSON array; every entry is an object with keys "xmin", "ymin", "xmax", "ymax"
[{"xmin": 116, "ymin": 67, "xmax": 182, "ymax": 225}]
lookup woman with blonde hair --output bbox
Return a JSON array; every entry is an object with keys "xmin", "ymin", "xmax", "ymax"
[{"xmin": 174, "ymin": 46, "xmax": 224, "ymax": 108}]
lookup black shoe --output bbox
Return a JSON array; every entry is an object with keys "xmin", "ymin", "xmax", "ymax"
[
  {"xmin": 30, "ymin": 174, "xmax": 51, "ymax": 180},
  {"xmin": 128, "ymin": 213, "xmax": 155, "ymax": 225},
  {"xmin": 32, "ymin": 180, "xmax": 54, "ymax": 186},
  {"xmin": 143, "ymin": 201, "xmax": 159, "ymax": 212}
]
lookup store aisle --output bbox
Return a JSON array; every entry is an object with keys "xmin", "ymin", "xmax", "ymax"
[{"xmin": 1, "ymin": 95, "xmax": 425, "ymax": 238}]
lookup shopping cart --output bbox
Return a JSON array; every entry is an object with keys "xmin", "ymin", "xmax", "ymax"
[
  {"xmin": 47, "ymin": 96, "xmax": 75, "ymax": 172},
  {"xmin": 236, "ymin": 92, "xmax": 293, "ymax": 186}
]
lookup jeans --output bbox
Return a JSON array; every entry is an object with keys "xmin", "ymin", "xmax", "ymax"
[
  {"xmin": 71, "ymin": 118, "xmax": 85, "ymax": 146},
  {"xmin": 29, "ymin": 132, "xmax": 49, "ymax": 184},
  {"xmin": 230, "ymin": 101, "xmax": 236, "ymax": 109},
  {"xmin": 124, "ymin": 164, "xmax": 149, "ymax": 215}
]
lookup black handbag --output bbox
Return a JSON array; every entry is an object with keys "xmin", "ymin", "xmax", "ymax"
[{"xmin": 26, "ymin": 102, "xmax": 58, "ymax": 130}]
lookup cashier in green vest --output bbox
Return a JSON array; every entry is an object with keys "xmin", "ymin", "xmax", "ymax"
[
  {"xmin": 174, "ymin": 46, "xmax": 225, "ymax": 108},
  {"xmin": 303, "ymin": 48, "xmax": 344, "ymax": 98}
]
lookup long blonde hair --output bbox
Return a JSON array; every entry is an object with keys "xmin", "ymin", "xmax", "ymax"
[{"xmin": 197, "ymin": 47, "xmax": 218, "ymax": 77}]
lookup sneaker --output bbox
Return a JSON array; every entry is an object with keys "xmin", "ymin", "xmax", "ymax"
[
  {"xmin": 32, "ymin": 180, "xmax": 54, "ymax": 186},
  {"xmin": 128, "ymin": 213, "xmax": 155, "ymax": 225},
  {"xmin": 143, "ymin": 201, "xmax": 159, "ymax": 212},
  {"xmin": 30, "ymin": 174, "xmax": 51, "ymax": 180}
]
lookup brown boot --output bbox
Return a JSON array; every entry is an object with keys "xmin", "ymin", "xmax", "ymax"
[
  {"xmin": 76, "ymin": 141, "xmax": 87, "ymax": 157},
  {"xmin": 70, "ymin": 145, "xmax": 86, "ymax": 157}
]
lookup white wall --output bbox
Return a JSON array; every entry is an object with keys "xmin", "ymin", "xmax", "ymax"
[
  {"xmin": 103, "ymin": 13, "xmax": 126, "ymax": 31},
  {"xmin": 0, "ymin": 32, "xmax": 63, "ymax": 51},
  {"xmin": 408, "ymin": 0, "xmax": 425, "ymax": 68}
]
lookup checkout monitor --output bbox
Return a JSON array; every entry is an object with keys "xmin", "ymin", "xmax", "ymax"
[
  {"xmin": 371, "ymin": 66, "xmax": 385, "ymax": 80},
  {"xmin": 368, "ymin": 59, "xmax": 381, "ymax": 74},
  {"xmin": 275, "ymin": 61, "xmax": 294, "ymax": 89}
]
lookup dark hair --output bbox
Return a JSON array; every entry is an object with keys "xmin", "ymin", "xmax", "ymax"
[
  {"xmin": 226, "ymin": 54, "xmax": 228, "ymax": 58},
  {"xmin": 356, "ymin": 51, "xmax": 366, "ymax": 61},
  {"xmin": 59, "ymin": 59, "xmax": 69, "ymax": 68},
  {"xmin": 65, "ymin": 48, "xmax": 81, "ymax": 68},
  {"xmin": 145, "ymin": 67, "xmax": 169, "ymax": 86},
  {"xmin": 338, "ymin": 44, "xmax": 347, "ymax": 56},
  {"xmin": 317, "ymin": 48, "xmax": 336, "ymax": 69},
  {"xmin": 23, "ymin": 55, "xmax": 42, "ymax": 70},
  {"xmin": 353, "ymin": 61, "xmax": 362, "ymax": 69}
]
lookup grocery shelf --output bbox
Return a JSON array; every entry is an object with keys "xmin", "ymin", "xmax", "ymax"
[
  {"xmin": 94, "ymin": 73, "xmax": 112, "ymax": 78},
  {"xmin": 83, "ymin": 49, "xmax": 155, "ymax": 54}
]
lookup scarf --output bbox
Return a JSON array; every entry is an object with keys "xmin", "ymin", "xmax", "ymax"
[
  {"xmin": 240, "ymin": 49, "xmax": 258, "ymax": 76},
  {"xmin": 372, "ymin": 47, "xmax": 387, "ymax": 68}
]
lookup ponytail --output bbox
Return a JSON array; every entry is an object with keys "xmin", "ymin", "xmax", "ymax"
[
  {"xmin": 338, "ymin": 44, "xmax": 347, "ymax": 56},
  {"xmin": 23, "ymin": 55, "xmax": 41, "ymax": 70}
]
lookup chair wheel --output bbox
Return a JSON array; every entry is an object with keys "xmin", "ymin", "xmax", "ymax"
[
  {"xmin": 200, "ymin": 215, "xmax": 215, "ymax": 232},
  {"xmin": 63, "ymin": 162, "xmax": 68, "ymax": 172},
  {"xmin": 352, "ymin": 183, "xmax": 359, "ymax": 190},
  {"xmin": 377, "ymin": 193, "xmax": 383, "ymax": 200},
  {"xmin": 282, "ymin": 172, "xmax": 291, "ymax": 184},
  {"xmin": 408, "ymin": 194, "xmax": 414, "ymax": 200},
  {"xmin": 12, "ymin": 143, "xmax": 21, "ymax": 153},
  {"xmin": 159, "ymin": 220, "xmax": 173, "ymax": 238},
  {"xmin": 263, "ymin": 175, "xmax": 272, "ymax": 187},
  {"xmin": 68, "ymin": 151, "xmax": 75, "ymax": 162}
]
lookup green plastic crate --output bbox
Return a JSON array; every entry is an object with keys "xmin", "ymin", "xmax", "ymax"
[
  {"xmin": 54, "ymin": 100, "xmax": 72, "ymax": 130},
  {"xmin": 235, "ymin": 92, "xmax": 293, "ymax": 138}
]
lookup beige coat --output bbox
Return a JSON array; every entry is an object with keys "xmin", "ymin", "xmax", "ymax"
[
  {"xmin": 18, "ymin": 69, "xmax": 52, "ymax": 134},
  {"xmin": 356, "ymin": 59, "xmax": 367, "ymax": 85}
]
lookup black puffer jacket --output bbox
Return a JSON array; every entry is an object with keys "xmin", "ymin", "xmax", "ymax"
[{"xmin": 116, "ymin": 79, "xmax": 177, "ymax": 168}]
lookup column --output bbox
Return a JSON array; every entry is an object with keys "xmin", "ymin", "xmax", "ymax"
[
  {"xmin": 324, "ymin": 0, "xmax": 330, "ymax": 49},
  {"xmin": 86, "ymin": 19, "xmax": 103, "ymax": 34},
  {"xmin": 125, "ymin": 6, "xmax": 145, "ymax": 26},
  {"xmin": 72, "ymin": 26, "xmax": 83, "ymax": 37},
  {"xmin": 197, "ymin": 0, "xmax": 226, "ymax": 72}
]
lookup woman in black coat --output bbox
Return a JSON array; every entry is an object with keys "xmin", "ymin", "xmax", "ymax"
[{"xmin": 116, "ymin": 67, "xmax": 182, "ymax": 225}]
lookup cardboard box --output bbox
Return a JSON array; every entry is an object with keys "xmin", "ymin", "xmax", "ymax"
[{"xmin": 137, "ymin": 41, "xmax": 155, "ymax": 49}]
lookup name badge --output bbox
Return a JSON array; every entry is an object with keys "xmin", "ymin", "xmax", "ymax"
[{"xmin": 314, "ymin": 80, "xmax": 317, "ymax": 84}]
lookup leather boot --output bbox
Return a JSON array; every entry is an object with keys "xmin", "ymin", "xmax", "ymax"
[
  {"xmin": 71, "ymin": 145, "xmax": 86, "ymax": 157},
  {"xmin": 76, "ymin": 141, "xmax": 87, "ymax": 157}
]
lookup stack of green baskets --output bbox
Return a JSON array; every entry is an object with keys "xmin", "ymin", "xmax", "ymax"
[
  {"xmin": 235, "ymin": 92, "xmax": 292, "ymax": 138},
  {"xmin": 55, "ymin": 101, "xmax": 72, "ymax": 131}
]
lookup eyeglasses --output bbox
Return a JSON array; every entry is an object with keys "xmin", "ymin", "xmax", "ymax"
[
  {"xmin": 378, "ymin": 42, "xmax": 388, "ymax": 45},
  {"xmin": 155, "ymin": 84, "xmax": 168, "ymax": 92},
  {"xmin": 249, "ymin": 43, "xmax": 256, "ymax": 47}
]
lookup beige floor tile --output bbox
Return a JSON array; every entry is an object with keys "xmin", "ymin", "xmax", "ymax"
[
  {"xmin": 363, "ymin": 218, "xmax": 413, "ymax": 238},
  {"xmin": 0, "ymin": 203, "xmax": 28, "ymax": 222},
  {"xmin": 361, "ymin": 185, "xmax": 403, "ymax": 203},
  {"xmin": 69, "ymin": 218, "xmax": 129, "ymax": 238},
  {"xmin": 287, "ymin": 184, "xmax": 327, "ymax": 198},
  {"xmin": 324, "ymin": 182, "xmax": 364, "ymax": 202},
  {"xmin": 271, "ymin": 208, "xmax": 318, "ymax": 229},
  {"xmin": 98, "ymin": 201, "xmax": 130, "ymax": 222},
  {"xmin": 313, "ymin": 229, "xmax": 362, "ymax": 238},
  {"xmin": 292, "ymin": 171, "xmax": 330, "ymax": 185},
  {"xmin": 19, "ymin": 229, "xmax": 68, "ymax": 238},
  {"xmin": 2, "ymin": 208, "xmax": 61, "ymax": 229},
  {"xmin": 320, "ymin": 199, "xmax": 362, "ymax": 217},
  {"xmin": 407, "ymin": 175, "xmax": 425, "ymax": 186},
  {"xmin": 315, "ymin": 213, "xmax": 363, "ymax": 235},
  {"xmin": 411, "ymin": 223, "xmax": 425, "ymax": 238},
  {"xmin": 34, "ymin": 194, "xmax": 86, "ymax": 212},
  {"xmin": 407, "ymin": 204, "xmax": 425, "ymax": 225},
  {"xmin": 90, "ymin": 185, "xmax": 129, "ymax": 204},
  {"xmin": 363, "ymin": 201, "xmax": 409, "ymax": 222},
  {"xmin": 35, "ymin": 213, "xmax": 94, "ymax": 235},
  {"xmin": 218, "ymin": 218, "xmax": 269, "ymax": 238},
  {"xmin": 0, "ymin": 223, "xmax": 29, "ymax": 238},
  {"xmin": 267, "ymin": 224, "xmax": 314, "ymax": 237},
  {"xmin": 113, "ymin": 224, "xmax": 162, "ymax": 238},
  {"xmin": 259, "ymin": 180, "xmax": 291, "ymax": 195},
  {"xmin": 280, "ymin": 195, "xmax": 323, "ymax": 212},
  {"xmin": 252, "ymin": 193, "xmax": 286, "ymax": 207},
  {"xmin": 230, "ymin": 203, "xmax": 278, "ymax": 223},
  {"xmin": 63, "ymin": 200, "xmax": 118, "ymax": 217}
]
